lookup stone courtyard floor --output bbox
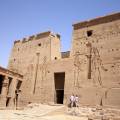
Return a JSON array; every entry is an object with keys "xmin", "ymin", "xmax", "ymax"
[{"xmin": 0, "ymin": 103, "xmax": 120, "ymax": 120}]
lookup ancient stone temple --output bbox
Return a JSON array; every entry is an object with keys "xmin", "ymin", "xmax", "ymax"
[{"xmin": 0, "ymin": 12, "xmax": 120, "ymax": 109}]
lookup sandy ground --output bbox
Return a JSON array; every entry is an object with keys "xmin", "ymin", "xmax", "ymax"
[{"xmin": 0, "ymin": 104, "xmax": 120, "ymax": 120}]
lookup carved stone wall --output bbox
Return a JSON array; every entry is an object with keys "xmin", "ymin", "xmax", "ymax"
[
  {"xmin": 7, "ymin": 13, "xmax": 120, "ymax": 108},
  {"xmin": 71, "ymin": 13, "xmax": 120, "ymax": 107},
  {"xmin": 8, "ymin": 31, "xmax": 61, "ymax": 106}
]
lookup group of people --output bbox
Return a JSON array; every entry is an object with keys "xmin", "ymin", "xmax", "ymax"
[{"xmin": 69, "ymin": 94, "xmax": 79, "ymax": 108}]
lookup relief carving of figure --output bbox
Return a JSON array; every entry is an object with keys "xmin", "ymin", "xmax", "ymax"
[{"xmin": 74, "ymin": 51, "xmax": 87, "ymax": 87}]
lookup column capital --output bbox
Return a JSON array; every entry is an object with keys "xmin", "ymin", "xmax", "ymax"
[
  {"xmin": 1, "ymin": 75, "xmax": 9, "ymax": 96},
  {"xmin": 2, "ymin": 76, "xmax": 9, "ymax": 87}
]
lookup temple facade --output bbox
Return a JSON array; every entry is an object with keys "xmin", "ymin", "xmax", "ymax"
[{"xmin": 0, "ymin": 12, "xmax": 120, "ymax": 109}]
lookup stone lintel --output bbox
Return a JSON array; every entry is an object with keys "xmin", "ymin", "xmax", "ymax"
[
  {"xmin": 35, "ymin": 31, "xmax": 51, "ymax": 39},
  {"xmin": 0, "ymin": 66, "xmax": 23, "ymax": 80},
  {"xmin": 73, "ymin": 12, "xmax": 120, "ymax": 30}
]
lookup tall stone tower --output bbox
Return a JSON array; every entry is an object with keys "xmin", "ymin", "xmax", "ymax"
[
  {"xmin": 71, "ymin": 13, "xmax": 120, "ymax": 107},
  {"xmin": 8, "ymin": 31, "xmax": 61, "ymax": 73},
  {"xmin": 8, "ymin": 31, "xmax": 61, "ymax": 106}
]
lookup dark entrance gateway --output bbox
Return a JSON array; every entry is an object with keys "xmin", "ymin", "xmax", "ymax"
[{"xmin": 54, "ymin": 72, "xmax": 65, "ymax": 104}]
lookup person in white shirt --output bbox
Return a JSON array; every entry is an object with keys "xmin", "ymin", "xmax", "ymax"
[
  {"xmin": 75, "ymin": 95, "xmax": 79, "ymax": 107},
  {"xmin": 69, "ymin": 94, "xmax": 74, "ymax": 107},
  {"xmin": 70, "ymin": 94, "xmax": 76, "ymax": 107}
]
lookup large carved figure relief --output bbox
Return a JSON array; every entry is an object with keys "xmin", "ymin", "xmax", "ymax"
[
  {"xmin": 40, "ymin": 56, "xmax": 48, "ymax": 83},
  {"xmin": 73, "ymin": 51, "xmax": 87, "ymax": 88},
  {"xmin": 73, "ymin": 42, "xmax": 108, "ymax": 88},
  {"xmin": 38, "ymin": 56, "xmax": 48, "ymax": 101},
  {"xmin": 91, "ymin": 47, "xmax": 104, "ymax": 86}
]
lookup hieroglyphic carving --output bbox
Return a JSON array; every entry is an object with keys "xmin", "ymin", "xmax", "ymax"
[
  {"xmin": 91, "ymin": 47, "xmax": 107, "ymax": 86},
  {"xmin": 74, "ymin": 52, "xmax": 87, "ymax": 88},
  {"xmin": 26, "ymin": 64, "xmax": 34, "ymax": 81},
  {"xmin": 39, "ymin": 56, "xmax": 48, "ymax": 102},
  {"xmin": 110, "ymin": 63, "xmax": 120, "ymax": 75},
  {"xmin": 73, "ymin": 44, "xmax": 107, "ymax": 88},
  {"xmin": 91, "ymin": 47, "xmax": 102, "ymax": 86},
  {"xmin": 41, "ymin": 56, "xmax": 47, "ymax": 82}
]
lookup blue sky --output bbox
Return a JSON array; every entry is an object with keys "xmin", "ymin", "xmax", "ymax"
[{"xmin": 0, "ymin": 0, "xmax": 120, "ymax": 67}]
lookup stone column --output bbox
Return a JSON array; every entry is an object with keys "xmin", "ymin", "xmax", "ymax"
[
  {"xmin": 0, "ymin": 76, "xmax": 9, "ymax": 108},
  {"xmin": 7, "ymin": 77, "xmax": 17, "ymax": 109}
]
